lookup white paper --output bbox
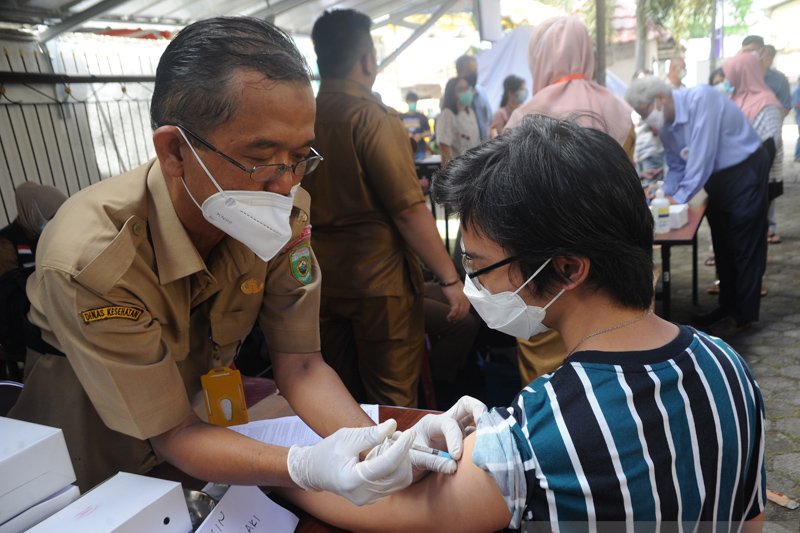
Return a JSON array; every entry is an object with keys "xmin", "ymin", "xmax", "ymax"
[
  {"xmin": 229, "ymin": 404, "xmax": 379, "ymax": 448},
  {"xmin": 195, "ymin": 485, "xmax": 298, "ymax": 533}
]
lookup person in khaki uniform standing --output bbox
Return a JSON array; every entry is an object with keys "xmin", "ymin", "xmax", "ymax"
[
  {"xmin": 306, "ymin": 9, "xmax": 470, "ymax": 408},
  {"xmin": 9, "ymin": 17, "xmax": 485, "ymax": 501}
]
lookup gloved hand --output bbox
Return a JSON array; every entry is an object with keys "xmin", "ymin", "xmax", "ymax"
[
  {"xmin": 286, "ymin": 419, "xmax": 415, "ymax": 505},
  {"xmin": 409, "ymin": 395, "xmax": 487, "ymax": 474}
]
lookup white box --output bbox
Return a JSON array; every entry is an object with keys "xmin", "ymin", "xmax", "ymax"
[
  {"xmin": 0, "ymin": 484, "xmax": 80, "ymax": 533},
  {"xmin": 30, "ymin": 472, "xmax": 191, "ymax": 533},
  {"xmin": 0, "ymin": 417, "xmax": 76, "ymax": 524},
  {"xmin": 669, "ymin": 204, "xmax": 689, "ymax": 230}
]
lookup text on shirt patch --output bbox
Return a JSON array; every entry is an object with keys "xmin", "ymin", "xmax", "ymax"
[{"xmin": 80, "ymin": 306, "xmax": 143, "ymax": 324}]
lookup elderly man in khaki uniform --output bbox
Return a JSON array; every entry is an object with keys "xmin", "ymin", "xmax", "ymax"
[
  {"xmin": 306, "ymin": 9, "xmax": 470, "ymax": 408},
  {"xmin": 9, "ymin": 17, "xmax": 484, "ymax": 502}
]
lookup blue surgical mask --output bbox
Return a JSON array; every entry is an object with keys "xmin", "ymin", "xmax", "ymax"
[{"xmin": 515, "ymin": 88, "xmax": 528, "ymax": 103}]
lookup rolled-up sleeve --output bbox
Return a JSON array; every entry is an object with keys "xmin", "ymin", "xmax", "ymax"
[{"xmin": 472, "ymin": 409, "xmax": 529, "ymax": 529}]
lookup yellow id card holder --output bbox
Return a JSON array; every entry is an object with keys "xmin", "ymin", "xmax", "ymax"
[{"xmin": 201, "ymin": 367, "xmax": 249, "ymax": 426}]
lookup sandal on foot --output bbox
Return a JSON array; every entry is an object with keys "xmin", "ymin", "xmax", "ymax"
[
  {"xmin": 768, "ymin": 233, "xmax": 781, "ymax": 244},
  {"xmin": 704, "ymin": 256, "xmax": 716, "ymax": 267},
  {"xmin": 707, "ymin": 280, "xmax": 720, "ymax": 294}
]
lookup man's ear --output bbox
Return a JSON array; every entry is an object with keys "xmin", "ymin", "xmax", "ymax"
[
  {"xmin": 152, "ymin": 125, "xmax": 185, "ymax": 178},
  {"xmin": 360, "ymin": 51, "xmax": 374, "ymax": 77},
  {"xmin": 554, "ymin": 256, "xmax": 590, "ymax": 290}
]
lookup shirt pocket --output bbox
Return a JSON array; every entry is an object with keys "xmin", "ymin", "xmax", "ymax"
[{"xmin": 209, "ymin": 309, "xmax": 257, "ymax": 366}]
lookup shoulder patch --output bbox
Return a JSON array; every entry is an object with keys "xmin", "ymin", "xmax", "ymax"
[
  {"xmin": 81, "ymin": 305, "xmax": 143, "ymax": 324},
  {"xmin": 289, "ymin": 245, "xmax": 313, "ymax": 285}
]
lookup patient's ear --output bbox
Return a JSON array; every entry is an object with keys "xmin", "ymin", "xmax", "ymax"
[
  {"xmin": 153, "ymin": 125, "xmax": 185, "ymax": 179},
  {"xmin": 555, "ymin": 256, "xmax": 590, "ymax": 289}
]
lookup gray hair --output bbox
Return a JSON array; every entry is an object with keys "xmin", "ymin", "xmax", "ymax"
[{"xmin": 625, "ymin": 76, "xmax": 673, "ymax": 112}]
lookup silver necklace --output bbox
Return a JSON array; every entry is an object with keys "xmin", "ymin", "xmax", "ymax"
[{"xmin": 566, "ymin": 309, "xmax": 653, "ymax": 357}]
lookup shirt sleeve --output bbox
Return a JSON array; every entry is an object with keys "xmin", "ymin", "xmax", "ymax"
[
  {"xmin": 358, "ymin": 110, "xmax": 425, "ymax": 215},
  {"xmin": 259, "ymin": 237, "xmax": 322, "ymax": 354},
  {"xmin": 472, "ymin": 409, "xmax": 529, "ymax": 529},
  {"xmin": 436, "ymin": 109, "xmax": 456, "ymax": 147},
  {"xmin": 670, "ymin": 93, "xmax": 725, "ymax": 203},
  {"xmin": 30, "ymin": 266, "xmax": 191, "ymax": 440}
]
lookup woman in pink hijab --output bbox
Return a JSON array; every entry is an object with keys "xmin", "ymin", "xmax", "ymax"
[
  {"xmin": 723, "ymin": 51, "xmax": 783, "ymax": 243},
  {"xmin": 505, "ymin": 16, "xmax": 636, "ymax": 385},
  {"xmin": 506, "ymin": 16, "xmax": 635, "ymax": 158}
]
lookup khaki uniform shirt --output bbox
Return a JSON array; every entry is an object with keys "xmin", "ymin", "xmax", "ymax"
[
  {"xmin": 304, "ymin": 79, "xmax": 425, "ymax": 298},
  {"xmin": 11, "ymin": 160, "xmax": 320, "ymax": 487}
]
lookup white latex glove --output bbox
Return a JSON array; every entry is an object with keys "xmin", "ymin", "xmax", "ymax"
[
  {"xmin": 286, "ymin": 419, "xmax": 415, "ymax": 506},
  {"xmin": 410, "ymin": 395, "xmax": 487, "ymax": 474}
]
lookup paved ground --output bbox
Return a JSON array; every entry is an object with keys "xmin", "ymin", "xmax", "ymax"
[{"xmin": 665, "ymin": 123, "xmax": 800, "ymax": 530}]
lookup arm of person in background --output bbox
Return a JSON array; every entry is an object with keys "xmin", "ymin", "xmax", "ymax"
[
  {"xmin": 279, "ymin": 432, "xmax": 512, "ymax": 533},
  {"xmin": 392, "ymin": 202, "xmax": 469, "ymax": 322},
  {"xmin": 0, "ymin": 238, "xmax": 17, "ymax": 277},
  {"xmin": 439, "ymin": 143, "xmax": 454, "ymax": 168},
  {"xmin": 361, "ymin": 111, "xmax": 470, "ymax": 323},
  {"xmin": 662, "ymin": 92, "xmax": 724, "ymax": 204},
  {"xmin": 436, "ymin": 109, "xmax": 456, "ymax": 168}
]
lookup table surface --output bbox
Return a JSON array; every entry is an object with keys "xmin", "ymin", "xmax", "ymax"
[
  {"xmin": 653, "ymin": 204, "xmax": 706, "ymax": 245},
  {"xmin": 148, "ymin": 395, "xmax": 432, "ymax": 533}
]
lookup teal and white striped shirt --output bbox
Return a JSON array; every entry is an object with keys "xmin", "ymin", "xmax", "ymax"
[{"xmin": 474, "ymin": 325, "xmax": 766, "ymax": 530}]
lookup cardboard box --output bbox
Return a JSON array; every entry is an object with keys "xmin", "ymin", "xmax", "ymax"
[
  {"xmin": 29, "ymin": 472, "xmax": 191, "ymax": 533},
  {"xmin": 0, "ymin": 417, "xmax": 76, "ymax": 524},
  {"xmin": 669, "ymin": 204, "xmax": 689, "ymax": 230}
]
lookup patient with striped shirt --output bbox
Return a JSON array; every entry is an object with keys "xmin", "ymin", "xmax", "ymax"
[{"xmin": 280, "ymin": 115, "xmax": 766, "ymax": 532}]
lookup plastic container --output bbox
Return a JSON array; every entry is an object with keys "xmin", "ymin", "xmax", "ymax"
[{"xmin": 651, "ymin": 183, "xmax": 671, "ymax": 234}]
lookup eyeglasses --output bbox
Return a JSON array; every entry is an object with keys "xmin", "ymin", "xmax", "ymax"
[
  {"xmin": 461, "ymin": 253, "xmax": 518, "ymax": 291},
  {"xmin": 169, "ymin": 123, "xmax": 323, "ymax": 183}
]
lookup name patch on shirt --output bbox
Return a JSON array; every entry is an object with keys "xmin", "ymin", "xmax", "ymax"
[{"xmin": 81, "ymin": 306, "xmax": 143, "ymax": 324}]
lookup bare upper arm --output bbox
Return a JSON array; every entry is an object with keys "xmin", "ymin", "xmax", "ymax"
[{"xmin": 281, "ymin": 432, "xmax": 511, "ymax": 533}]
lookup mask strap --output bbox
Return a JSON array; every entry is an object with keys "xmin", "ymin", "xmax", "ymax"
[
  {"xmin": 513, "ymin": 257, "xmax": 551, "ymax": 295},
  {"xmin": 177, "ymin": 128, "xmax": 227, "ymax": 196},
  {"xmin": 178, "ymin": 175, "xmax": 203, "ymax": 211},
  {"xmin": 543, "ymin": 288, "xmax": 566, "ymax": 310}
]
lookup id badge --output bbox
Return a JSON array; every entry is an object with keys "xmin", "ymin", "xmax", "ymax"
[{"xmin": 201, "ymin": 367, "xmax": 249, "ymax": 426}]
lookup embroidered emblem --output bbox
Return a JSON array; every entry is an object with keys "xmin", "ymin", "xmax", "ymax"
[
  {"xmin": 80, "ymin": 306, "xmax": 143, "ymax": 324},
  {"xmin": 290, "ymin": 245, "xmax": 312, "ymax": 285},
  {"xmin": 240, "ymin": 278, "xmax": 265, "ymax": 295},
  {"xmin": 283, "ymin": 224, "xmax": 312, "ymax": 253}
]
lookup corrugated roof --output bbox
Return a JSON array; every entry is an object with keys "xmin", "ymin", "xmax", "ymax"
[{"xmin": 1, "ymin": 0, "xmax": 470, "ymax": 39}]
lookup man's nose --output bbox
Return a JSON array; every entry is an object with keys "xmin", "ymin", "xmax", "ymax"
[{"xmin": 263, "ymin": 167, "xmax": 300, "ymax": 196}]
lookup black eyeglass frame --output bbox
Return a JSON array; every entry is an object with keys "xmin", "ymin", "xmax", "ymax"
[
  {"xmin": 166, "ymin": 122, "xmax": 323, "ymax": 182},
  {"xmin": 463, "ymin": 255, "xmax": 518, "ymax": 279}
]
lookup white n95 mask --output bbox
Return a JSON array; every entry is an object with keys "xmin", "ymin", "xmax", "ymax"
[
  {"xmin": 178, "ymin": 129, "xmax": 296, "ymax": 262},
  {"xmin": 463, "ymin": 258, "xmax": 565, "ymax": 340},
  {"xmin": 644, "ymin": 105, "xmax": 665, "ymax": 131}
]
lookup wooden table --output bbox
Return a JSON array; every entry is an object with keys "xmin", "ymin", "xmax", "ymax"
[
  {"xmin": 653, "ymin": 204, "xmax": 706, "ymax": 320},
  {"xmin": 149, "ymin": 395, "xmax": 432, "ymax": 533}
]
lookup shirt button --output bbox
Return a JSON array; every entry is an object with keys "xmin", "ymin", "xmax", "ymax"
[{"xmin": 132, "ymin": 222, "xmax": 144, "ymax": 236}]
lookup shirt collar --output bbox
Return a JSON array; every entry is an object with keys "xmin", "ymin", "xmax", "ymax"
[
  {"xmin": 146, "ymin": 162, "xmax": 256, "ymax": 286},
  {"xmin": 318, "ymin": 78, "xmax": 378, "ymax": 102}
]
